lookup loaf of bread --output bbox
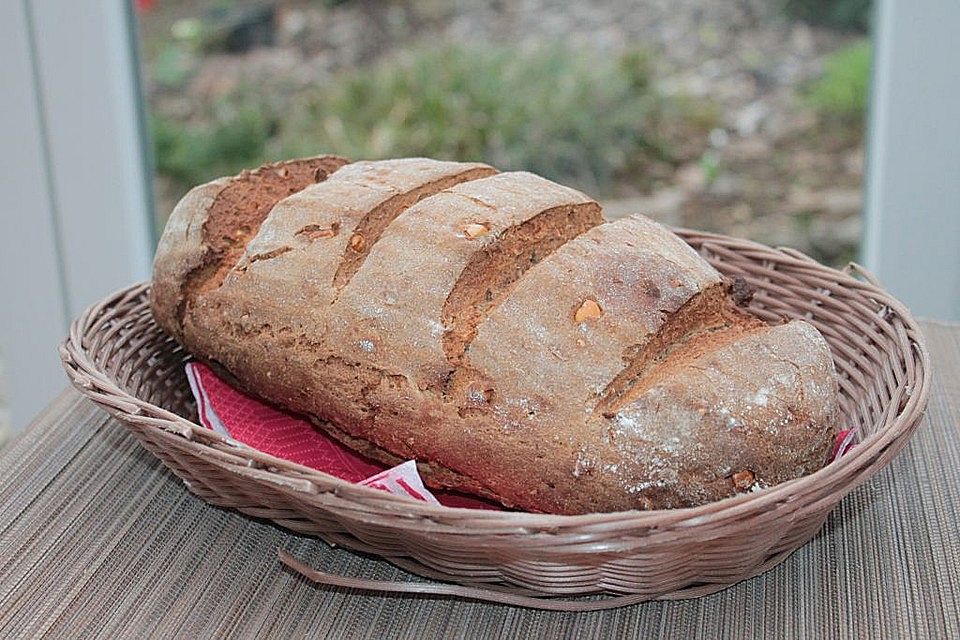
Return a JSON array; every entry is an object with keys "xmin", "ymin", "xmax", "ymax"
[{"xmin": 152, "ymin": 156, "xmax": 839, "ymax": 514}]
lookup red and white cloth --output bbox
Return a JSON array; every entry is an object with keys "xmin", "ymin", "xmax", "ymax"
[{"xmin": 185, "ymin": 361, "xmax": 495, "ymax": 509}]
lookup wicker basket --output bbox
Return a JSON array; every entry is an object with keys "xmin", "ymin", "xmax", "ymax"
[{"xmin": 60, "ymin": 230, "xmax": 930, "ymax": 610}]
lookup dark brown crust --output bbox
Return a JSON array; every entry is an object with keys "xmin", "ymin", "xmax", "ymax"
[
  {"xmin": 595, "ymin": 280, "xmax": 765, "ymax": 417},
  {"xmin": 307, "ymin": 415, "xmax": 510, "ymax": 504},
  {"xmin": 179, "ymin": 157, "xmax": 348, "ymax": 321},
  {"xmin": 730, "ymin": 276, "xmax": 755, "ymax": 306},
  {"xmin": 441, "ymin": 202, "xmax": 603, "ymax": 365},
  {"xmin": 331, "ymin": 165, "xmax": 497, "ymax": 294},
  {"xmin": 150, "ymin": 155, "xmax": 348, "ymax": 341}
]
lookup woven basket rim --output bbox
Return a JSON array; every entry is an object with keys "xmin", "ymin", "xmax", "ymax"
[{"xmin": 60, "ymin": 231, "xmax": 931, "ymax": 530}]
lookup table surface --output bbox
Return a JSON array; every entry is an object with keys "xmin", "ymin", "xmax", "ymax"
[{"xmin": 1, "ymin": 320, "xmax": 958, "ymax": 639}]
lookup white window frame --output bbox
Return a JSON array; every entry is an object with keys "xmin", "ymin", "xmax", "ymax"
[
  {"xmin": 862, "ymin": 0, "xmax": 960, "ymax": 321},
  {"xmin": 0, "ymin": 0, "xmax": 153, "ymax": 429}
]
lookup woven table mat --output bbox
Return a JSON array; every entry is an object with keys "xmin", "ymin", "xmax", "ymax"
[{"xmin": 1, "ymin": 321, "xmax": 958, "ymax": 639}]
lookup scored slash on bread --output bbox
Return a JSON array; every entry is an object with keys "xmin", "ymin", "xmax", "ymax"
[
  {"xmin": 152, "ymin": 156, "xmax": 840, "ymax": 515},
  {"xmin": 152, "ymin": 155, "xmax": 349, "ymax": 342}
]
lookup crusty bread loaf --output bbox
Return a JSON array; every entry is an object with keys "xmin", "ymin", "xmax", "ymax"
[{"xmin": 152, "ymin": 156, "xmax": 840, "ymax": 514}]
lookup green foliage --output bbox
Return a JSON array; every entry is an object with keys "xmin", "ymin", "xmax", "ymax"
[
  {"xmin": 792, "ymin": 210, "xmax": 816, "ymax": 235},
  {"xmin": 698, "ymin": 150, "xmax": 721, "ymax": 185},
  {"xmin": 151, "ymin": 44, "xmax": 195, "ymax": 89},
  {"xmin": 291, "ymin": 45, "xmax": 715, "ymax": 191},
  {"xmin": 151, "ymin": 97, "xmax": 276, "ymax": 186},
  {"xmin": 152, "ymin": 45, "xmax": 716, "ymax": 193},
  {"xmin": 782, "ymin": 0, "xmax": 872, "ymax": 32},
  {"xmin": 805, "ymin": 40, "xmax": 871, "ymax": 123}
]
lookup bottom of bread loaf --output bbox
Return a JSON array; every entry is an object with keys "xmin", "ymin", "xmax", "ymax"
[
  {"xmin": 204, "ymin": 357, "xmax": 520, "ymax": 508},
  {"xmin": 305, "ymin": 414, "xmax": 516, "ymax": 507}
]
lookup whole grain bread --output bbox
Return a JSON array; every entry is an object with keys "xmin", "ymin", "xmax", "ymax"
[{"xmin": 152, "ymin": 156, "xmax": 840, "ymax": 514}]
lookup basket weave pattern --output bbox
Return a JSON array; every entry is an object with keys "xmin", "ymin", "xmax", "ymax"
[{"xmin": 60, "ymin": 230, "xmax": 930, "ymax": 610}]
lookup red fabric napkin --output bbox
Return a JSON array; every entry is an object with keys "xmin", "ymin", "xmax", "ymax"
[
  {"xmin": 185, "ymin": 361, "xmax": 498, "ymax": 509},
  {"xmin": 832, "ymin": 428, "xmax": 857, "ymax": 461}
]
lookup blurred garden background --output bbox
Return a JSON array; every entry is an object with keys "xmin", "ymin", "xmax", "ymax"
[{"xmin": 138, "ymin": 0, "xmax": 872, "ymax": 267}]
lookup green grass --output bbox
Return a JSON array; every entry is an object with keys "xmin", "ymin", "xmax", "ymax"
[
  {"xmin": 151, "ymin": 44, "xmax": 716, "ymax": 193},
  {"xmin": 151, "ymin": 97, "xmax": 277, "ymax": 186},
  {"xmin": 805, "ymin": 39, "xmax": 871, "ymax": 124},
  {"xmin": 150, "ymin": 43, "xmax": 196, "ymax": 89},
  {"xmin": 781, "ymin": 0, "xmax": 872, "ymax": 32}
]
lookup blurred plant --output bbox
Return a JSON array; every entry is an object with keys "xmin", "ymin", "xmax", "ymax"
[
  {"xmin": 804, "ymin": 39, "xmax": 871, "ymax": 124},
  {"xmin": 171, "ymin": 18, "xmax": 204, "ymax": 44},
  {"xmin": 202, "ymin": 3, "xmax": 276, "ymax": 54},
  {"xmin": 698, "ymin": 150, "xmax": 721, "ymax": 185},
  {"xmin": 147, "ymin": 16, "xmax": 205, "ymax": 90},
  {"xmin": 164, "ymin": 3, "xmax": 272, "ymax": 59},
  {"xmin": 151, "ymin": 96, "xmax": 277, "ymax": 185},
  {"xmin": 792, "ymin": 210, "xmax": 816, "ymax": 235},
  {"xmin": 285, "ymin": 45, "xmax": 714, "ymax": 191},
  {"xmin": 151, "ymin": 43, "xmax": 196, "ymax": 88},
  {"xmin": 781, "ymin": 0, "xmax": 872, "ymax": 32},
  {"xmin": 151, "ymin": 45, "xmax": 716, "ymax": 194}
]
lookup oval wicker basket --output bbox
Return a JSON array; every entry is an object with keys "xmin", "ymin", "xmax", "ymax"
[{"xmin": 60, "ymin": 229, "xmax": 930, "ymax": 610}]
